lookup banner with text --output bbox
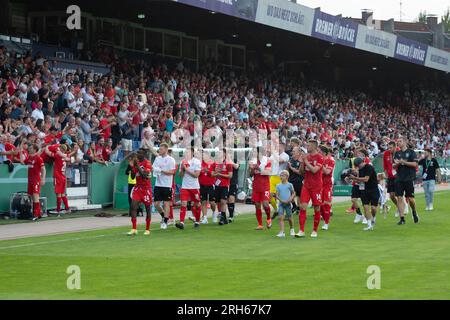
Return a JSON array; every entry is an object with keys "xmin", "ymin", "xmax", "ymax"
[
  {"xmin": 394, "ymin": 36, "xmax": 428, "ymax": 65},
  {"xmin": 175, "ymin": 0, "xmax": 259, "ymax": 21},
  {"xmin": 355, "ymin": 25, "xmax": 397, "ymax": 57},
  {"xmin": 254, "ymin": 0, "xmax": 314, "ymax": 36},
  {"xmin": 311, "ymin": 10, "xmax": 358, "ymax": 48},
  {"xmin": 424, "ymin": 46, "xmax": 450, "ymax": 73}
]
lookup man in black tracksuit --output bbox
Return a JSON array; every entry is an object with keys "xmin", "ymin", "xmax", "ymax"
[{"xmin": 393, "ymin": 137, "xmax": 419, "ymax": 225}]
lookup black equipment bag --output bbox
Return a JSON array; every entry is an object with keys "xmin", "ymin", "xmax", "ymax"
[{"xmin": 10, "ymin": 192, "xmax": 33, "ymax": 220}]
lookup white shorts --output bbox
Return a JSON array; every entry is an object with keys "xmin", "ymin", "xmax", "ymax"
[
  {"xmin": 378, "ymin": 185, "xmax": 387, "ymax": 206},
  {"xmin": 121, "ymin": 139, "xmax": 133, "ymax": 152}
]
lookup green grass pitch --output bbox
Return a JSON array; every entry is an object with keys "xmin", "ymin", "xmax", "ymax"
[{"xmin": 0, "ymin": 191, "xmax": 449, "ymax": 300}]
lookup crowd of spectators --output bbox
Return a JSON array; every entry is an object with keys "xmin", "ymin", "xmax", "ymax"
[{"xmin": 1, "ymin": 44, "xmax": 449, "ymax": 170}]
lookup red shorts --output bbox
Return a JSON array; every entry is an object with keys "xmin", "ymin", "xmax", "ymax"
[
  {"xmin": 28, "ymin": 181, "xmax": 41, "ymax": 195},
  {"xmin": 300, "ymin": 186, "xmax": 322, "ymax": 206},
  {"xmin": 54, "ymin": 176, "xmax": 66, "ymax": 194},
  {"xmin": 252, "ymin": 190, "xmax": 271, "ymax": 203},
  {"xmin": 131, "ymin": 186, "xmax": 152, "ymax": 206},
  {"xmin": 180, "ymin": 189, "xmax": 201, "ymax": 203},
  {"xmin": 322, "ymin": 185, "xmax": 333, "ymax": 203}
]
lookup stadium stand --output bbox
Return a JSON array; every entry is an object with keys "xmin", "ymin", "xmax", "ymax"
[
  {"xmin": 1, "ymin": 43, "xmax": 448, "ymax": 162},
  {"xmin": 0, "ymin": 0, "xmax": 448, "ymax": 214}
]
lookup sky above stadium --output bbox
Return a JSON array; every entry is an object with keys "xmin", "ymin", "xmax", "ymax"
[{"xmin": 296, "ymin": 0, "xmax": 449, "ymax": 22}]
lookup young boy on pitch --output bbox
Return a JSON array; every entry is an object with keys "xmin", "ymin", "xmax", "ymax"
[
  {"xmin": 275, "ymin": 170, "xmax": 296, "ymax": 238},
  {"xmin": 377, "ymin": 173, "xmax": 390, "ymax": 219}
]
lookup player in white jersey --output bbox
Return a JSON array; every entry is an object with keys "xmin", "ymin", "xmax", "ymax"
[
  {"xmin": 176, "ymin": 147, "xmax": 202, "ymax": 229},
  {"xmin": 152, "ymin": 143, "xmax": 176, "ymax": 229}
]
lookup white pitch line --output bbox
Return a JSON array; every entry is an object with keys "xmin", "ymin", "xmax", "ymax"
[{"xmin": 0, "ymin": 234, "xmax": 111, "ymax": 250}]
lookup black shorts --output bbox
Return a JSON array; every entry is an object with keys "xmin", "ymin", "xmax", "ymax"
[
  {"xmin": 351, "ymin": 184, "xmax": 361, "ymax": 199},
  {"xmin": 395, "ymin": 180, "xmax": 415, "ymax": 198},
  {"xmin": 228, "ymin": 184, "xmax": 238, "ymax": 198},
  {"xmin": 289, "ymin": 180, "xmax": 302, "ymax": 197},
  {"xmin": 387, "ymin": 178, "xmax": 396, "ymax": 193},
  {"xmin": 361, "ymin": 189, "xmax": 380, "ymax": 206},
  {"xmin": 200, "ymin": 185, "xmax": 215, "ymax": 202},
  {"xmin": 215, "ymin": 186, "xmax": 229, "ymax": 201},
  {"xmin": 154, "ymin": 186, "xmax": 172, "ymax": 202}
]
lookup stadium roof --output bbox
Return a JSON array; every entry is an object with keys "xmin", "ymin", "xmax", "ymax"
[{"xmin": 168, "ymin": 0, "xmax": 449, "ymax": 73}]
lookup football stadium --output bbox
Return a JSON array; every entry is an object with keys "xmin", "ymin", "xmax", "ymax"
[{"xmin": 0, "ymin": 0, "xmax": 450, "ymax": 303}]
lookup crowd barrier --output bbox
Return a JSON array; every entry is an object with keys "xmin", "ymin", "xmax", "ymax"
[
  {"xmin": 0, "ymin": 162, "xmax": 120, "ymax": 213},
  {"xmin": 89, "ymin": 163, "xmax": 120, "ymax": 206}
]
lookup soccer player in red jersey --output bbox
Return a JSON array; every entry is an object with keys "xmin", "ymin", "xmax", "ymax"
[
  {"xmin": 383, "ymin": 141, "xmax": 399, "ymax": 213},
  {"xmin": 41, "ymin": 139, "xmax": 69, "ymax": 163},
  {"xmin": 319, "ymin": 145, "xmax": 335, "ymax": 231},
  {"xmin": 211, "ymin": 149, "xmax": 233, "ymax": 225},
  {"xmin": 249, "ymin": 147, "xmax": 272, "ymax": 230},
  {"xmin": 127, "ymin": 149, "xmax": 153, "ymax": 235},
  {"xmin": 53, "ymin": 144, "xmax": 71, "ymax": 215},
  {"xmin": 41, "ymin": 143, "xmax": 59, "ymax": 163},
  {"xmin": 296, "ymin": 140, "xmax": 324, "ymax": 238},
  {"xmin": 176, "ymin": 147, "xmax": 202, "ymax": 230},
  {"xmin": 199, "ymin": 151, "xmax": 217, "ymax": 224},
  {"xmin": 22, "ymin": 144, "xmax": 46, "ymax": 221}
]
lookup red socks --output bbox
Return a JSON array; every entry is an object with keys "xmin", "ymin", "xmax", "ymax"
[
  {"xmin": 56, "ymin": 197, "xmax": 62, "ymax": 212},
  {"xmin": 180, "ymin": 206, "xmax": 187, "ymax": 223},
  {"xmin": 33, "ymin": 202, "xmax": 41, "ymax": 218},
  {"xmin": 193, "ymin": 204, "xmax": 201, "ymax": 222},
  {"xmin": 169, "ymin": 204, "xmax": 174, "ymax": 220},
  {"xmin": 263, "ymin": 205, "xmax": 271, "ymax": 220},
  {"xmin": 56, "ymin": 196, "xmax": 69, "ymax": 212},
  {"xmin": 256, "ymin": 208, "xmax": 263, "ymax": 226},
  {"xmin": 313, "ymin": 210, "xmax": 321, "ymax": 232},
  {"xmin": 131, "ymin": 217, "xmax": 151, "ymax": 230},
  {"xmin": 299, "ymin": 207, "xmax": 328, "ymax": 232},
  {"xmin": 180, "ymin": 204, "xmax": 201, "ymax": 223},
  {"xmin": 299, "ymin": 209, "xmax": 306, "ymax": 232},
  {"xmin": 62, "ymin": 196, "xmax": 69, "ymax": 210},
  {"xmin": 322, "ymin": 204, "xmax": 331, "ymax": 224}
]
